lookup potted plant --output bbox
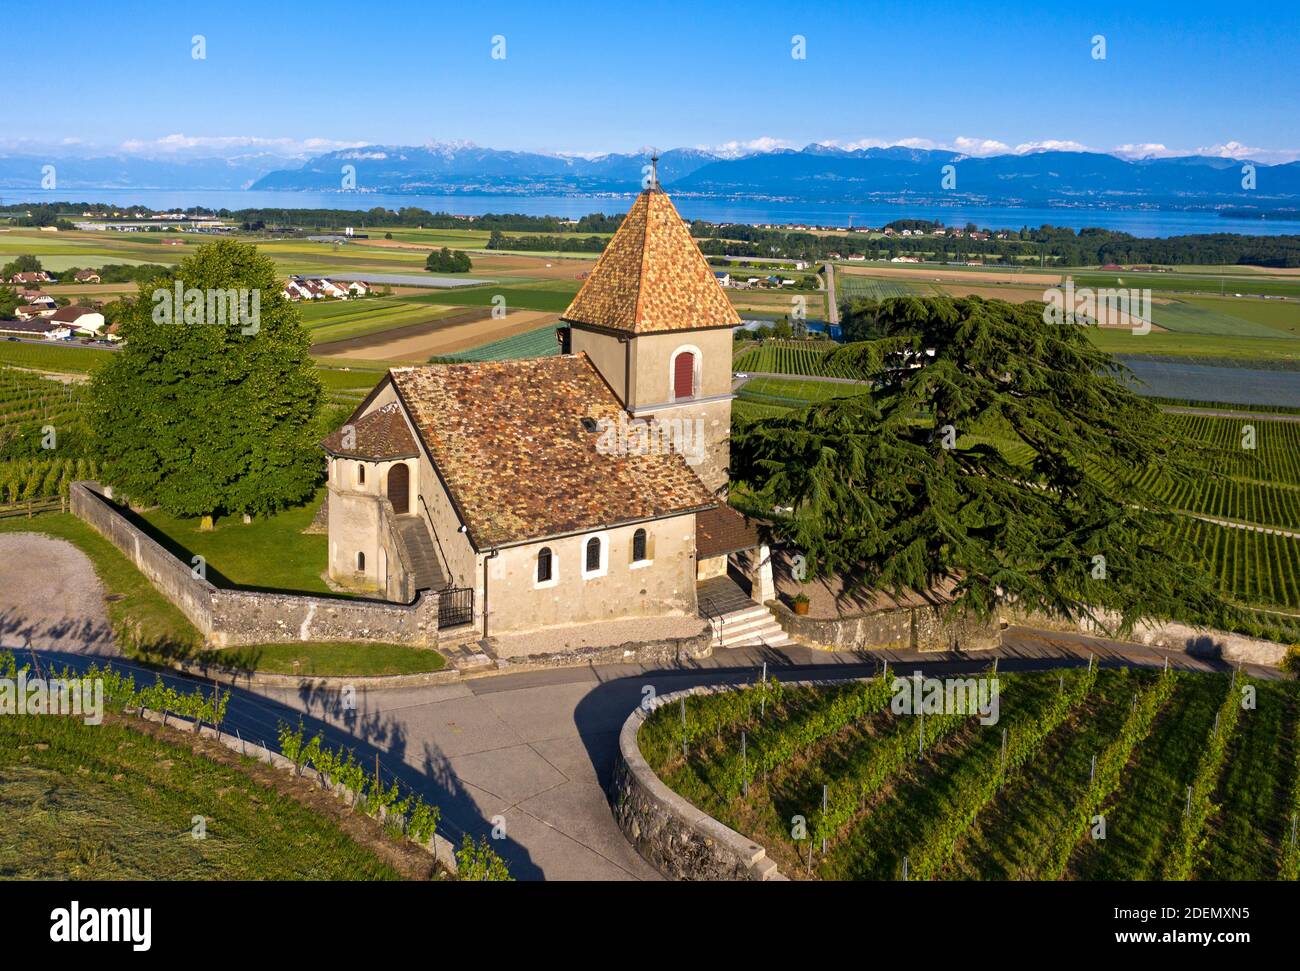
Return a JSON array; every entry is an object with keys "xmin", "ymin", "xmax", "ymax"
[{"xmin": 792, "ymin": 592, "xmax": 810, "ymax": 616}]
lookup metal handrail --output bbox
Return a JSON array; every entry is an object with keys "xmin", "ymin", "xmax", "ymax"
[{"xmin": 418, "ymin": 493, "xmax": 455, "ymax": 589}]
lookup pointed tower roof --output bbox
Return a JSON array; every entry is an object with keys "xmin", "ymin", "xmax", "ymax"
[{"xmin": 561, "ymin": 186, "xmax": 742, "ymax": 335}]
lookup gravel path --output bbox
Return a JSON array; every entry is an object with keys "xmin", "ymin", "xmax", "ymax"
[{"xmin": 0, "ymin": 533, "xmax": 116, "ymax": 655}]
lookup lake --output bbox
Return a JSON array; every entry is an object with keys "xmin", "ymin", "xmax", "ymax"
[{"xmin": 4, "ymin": 188, "xmax": 1297, "ymax": 238}]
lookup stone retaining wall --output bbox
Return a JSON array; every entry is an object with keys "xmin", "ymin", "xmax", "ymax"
[
  {"xmin": 491, "ymin": 624, "xmax": 714, "ymax": 672},
  {"xmin": 769, "ymin": 594, "xmax": 1290, "ymax": 668},
  {"xmin": 611, "ymin": 684, "xmax": 786, "ymax": 881},
  {"xmin": 71, "ymin": 481, "xmax": 440, "ymax": 649},
  {"xmin": 770, "ymin": 600, "xmax": 1001, "ymax": 652}
]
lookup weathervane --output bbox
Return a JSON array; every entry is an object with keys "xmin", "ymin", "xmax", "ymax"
[{"xmin": 650, "ymin": 150, "xmax": 659, "ymax": 189}]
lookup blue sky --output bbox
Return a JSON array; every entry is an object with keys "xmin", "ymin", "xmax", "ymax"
[{"xmin": 16, "ymin": 0, "xmax": 1300, "ymax": 161}]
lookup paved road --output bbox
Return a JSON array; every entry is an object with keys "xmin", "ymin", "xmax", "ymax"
[
  {"xmin": 2, "ymin": 532, "xmax": 1279, "ymax": 880},
  {"xmin": 825, "ymin": 261, "xmax": 839, "ymax": 325}
]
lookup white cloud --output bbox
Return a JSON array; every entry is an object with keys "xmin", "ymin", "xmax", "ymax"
[
  {"xmin": 1111, "ymin": 142, "xmax": 1172, "ymax": 159},
  {"xmin": 1012, "ymin": 139, "xmax": 1091, "ymax": 154},
  {"xmin": 952, "ymin": 136, "xmax": 1011, "ymax": 157},
  {"xmin": 117, "ymin": 134, "xmax": 367, "ymax": 157},
  {"xmin": 701, "ymin": 136, "xmax": 794, "ymax": 158}
]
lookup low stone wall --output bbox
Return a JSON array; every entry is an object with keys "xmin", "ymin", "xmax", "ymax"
[
  {"xmin": 612, "ymin": 685, "xmax": 785, "ymax": 881},
  {"xmin": 1029, "ymin": 612, "xmax": 1290, "ymax": 669},
  {"xmin": 770, "ymin": 600, "xmax": 1001, "ymax": 652},
  {"xmin": 769, "ymin": 593, "xmax": 1290, "ymax": 668},
  {"xmin": 71, "ymin": 481, "xmax": 440, "ymax": 649},
  {"xmin": 492, "ymin": 624, "xmax": 714, "ymax": 672}
]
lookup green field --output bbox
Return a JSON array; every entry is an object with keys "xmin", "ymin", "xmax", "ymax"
[
  {"xmin": 836, "ymin": 275, "xmax": 932, "ymax": 300},
  {"xmin": 404, "ymin": 284, "xmax": 580, "ymax": 314},
  {"xmin": 1073, "ymin": 271, "xmax": 1300, "ymax": 299},
  {"xmin": 0, "ymin": 707, "xmax": 400, "ymax": 880},
  {"xmin": 738, "ymin": 375, "xmax": 869, "ymax": 408},
  {"xmin": 299, "ymin": 296, "xmax": 463, "ymax": 344},
  {"xmin": 642, "ymin": 669, "xmax": 1300, "ymax": 880},
  {"xmin": 0, "ymin": 342, "xmax": 114, "ymax": 373},
  {"xmin": 433, "ymin": 324, "xmax": 560, "ymax": 363}
]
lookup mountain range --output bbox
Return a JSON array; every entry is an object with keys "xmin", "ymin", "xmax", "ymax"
[{"xmin": 3, "ymin": 143, "xmax": 1299, "ymax": 208}]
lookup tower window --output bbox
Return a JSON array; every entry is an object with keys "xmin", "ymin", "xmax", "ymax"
[
  {"xmin": 632, "ymin": 528, "xmax": 648, "ymax": 563},
  {"xmin": 586, "ymin": 537, "xmax": 601, "ymax": 572},
  {"xmin": 537, "ymin": 547, "xmax": 553, "ymax": 583},
  {"xmin": 357, "ymin": 463, "xmax": 366, "ymax": 486},
  {"xmin": 673, "ymin": 350, "xmax": 697, "ymax": 400},
  {"xmin": 356, "ymin": 551, "xmax": 366, "ymax": 572}
]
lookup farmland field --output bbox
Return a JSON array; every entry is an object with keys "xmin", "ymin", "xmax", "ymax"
[
  {"xmin": 641, "ymin": 668, "xmax": 1299, "ymax": 880},
  {"xmin": 433, "ymin": 324, "xmax": 560, "ymax": 362},
  {"xmin": 836, "ymin": 274, "xmax": 932, "ymax": 300},
  {"xmin": 732, "ymin": 340, "xmax": 854, "ymax": 378}
]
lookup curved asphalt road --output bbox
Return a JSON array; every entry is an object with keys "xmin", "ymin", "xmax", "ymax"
[{"xmin": 1, "ymin": 533, "xmax": 1279, "ymax": 880}]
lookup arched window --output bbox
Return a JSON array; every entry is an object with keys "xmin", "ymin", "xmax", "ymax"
[
  {"xmin": 357, "ymin": 463, "xmax": 366, "ymax": 486},
  {"xmin": 586, "ymin": 537, "xmax": 601, "ymax": 573},
  {"xmin": 356, "ymin": 551, "xmax": 366, "ymax": 572},
  {"xmin": 537, "ymin": 547, "xmax": 553, "ymax": 583},
  {"xmin": 672, "ymin": 350, "xmax": 697, "ymax": 400},
  {"xmin": 632, "ymin": 528, "xmax": 648, "ymax": 563}
]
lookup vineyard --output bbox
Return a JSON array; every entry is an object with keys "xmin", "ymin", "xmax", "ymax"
[
  {"xmin": 642, "ymin": 668, "xmax": 1300, "ymax": 880},
  {"xmin": 733, "ymin": 340, "xmax": 856, "ymax": 378},
  {"xmin": 0, "ymin": 367, "xmax": 98, "ymax": 501},
  {"xmin": 835, "ymin": 274, "xmax": 932, "ymax": 301}
]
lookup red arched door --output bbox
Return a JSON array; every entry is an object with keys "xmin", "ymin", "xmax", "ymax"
[{"xmin": 387, "ymin": 463, "xmax": 410, "ymax": 514}]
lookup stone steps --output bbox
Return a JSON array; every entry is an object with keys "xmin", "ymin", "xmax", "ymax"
[{"xmin": 707, "ymin": 605, "xmax": 795, "ymax": 649}]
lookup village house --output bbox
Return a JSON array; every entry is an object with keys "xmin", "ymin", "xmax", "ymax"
[
  {"xmin": 320, "ymin": 177, "xmax": 778, "ymax": 646},
  {"xmin": 48, "ymin": 306, "xmax": 106, "ymax": 334},
  {"xmin": 19, "ymin": 292, "xmax": 56, "ymax": 309},
  {"xmin": 0, "ymin": 317, "xmax": 72, "ymax": 340},
  {"xmin": 15, "ymin": 304, "xmax": 57, "ymax": 320},
  {"xmin": 10, "ymin": 271, "xmax": 52, "ymax": 285},
  {"xmin": 73, "ymin": 270, "xmax": 102, "ymax": 283}
]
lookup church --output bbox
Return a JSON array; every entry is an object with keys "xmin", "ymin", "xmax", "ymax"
[{"xmin": 319, "ymin": 177, "xmax": 776, "ymax": 643}]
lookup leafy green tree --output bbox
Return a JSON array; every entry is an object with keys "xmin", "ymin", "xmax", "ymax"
[
  {"xmin": 0, "ymin": 285, "xmax": 18, "ymax": 318},
  {"xmin": 733, "ymin": 295, "xmax": 1229, "ymax": 634},
  {"xmin": 425, "ymin": 247, "xmax": 472, "ymax": 273},
  {"xmin": 2, "ymin": 254, "xmax": 43, "ymax": 279},
  {"xmin": 90, "ymin": 240, "xmax": 323, "ymax": 524}
]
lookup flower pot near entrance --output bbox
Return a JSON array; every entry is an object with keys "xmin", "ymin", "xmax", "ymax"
[{"xmin": 792, "ymin": 593, "xmax": 810, "ymax": 616}]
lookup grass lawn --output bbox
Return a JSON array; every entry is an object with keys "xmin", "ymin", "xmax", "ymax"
[
  {"xmin": 207, "ymin": 641, "xmax": 446, "ymax": 676},
  {"xmin": 0, "ymin": 713, "xmax": 403, "ymax": 879},
  {"xmin": 134, "ymin": 491, "xmax": 332, "ymax": 595}
]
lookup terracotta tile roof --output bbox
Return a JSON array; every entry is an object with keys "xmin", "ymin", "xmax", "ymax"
[
  {"xmin": 388, "ymin": 355, "xmax": 716, "ymax": 548},
  {"xmin": 49, "ymin": 306, "xmax": 99, "ymax": 323},
  {"xmin": 320, "ymin": 401, "xmax": 418, "ymax": 460},
  {"xmin": 695, "ymin": 502, "xmax": 760, "ymax": 558},
  {"xmin": 561, "ymin": 188, "xmax": 741, "ymax": 335}
]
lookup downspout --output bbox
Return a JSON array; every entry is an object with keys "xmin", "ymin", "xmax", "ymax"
[
  {"xmin": 482, "ymin": 548, "xmax": 499, "ymax": 639},
  {"xmin": 622, "ymin": 336, "xmax": 631, "ymax": 407}
]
